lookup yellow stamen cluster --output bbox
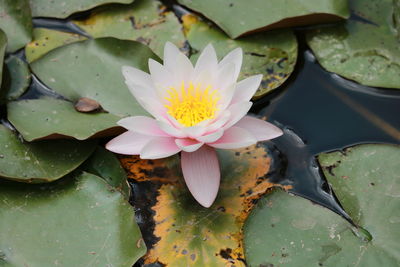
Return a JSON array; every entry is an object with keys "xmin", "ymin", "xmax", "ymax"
[{"xmin": 165, "ymin": 82, "xmax": 220, "ymax": 127}]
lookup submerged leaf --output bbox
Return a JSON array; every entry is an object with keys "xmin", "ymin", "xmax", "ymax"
[
  {"xmin": 177, "ymin": 0, "xmax": 349, "ymax": 38},
  {"xmin": 3, "ymin": 55, "xmax": 31, "ymax": 101},
  {"xmin": 0, "ymin": 124, "xmax": 96, "ymax": 183},
  {"xmin": 0, "ymin": 0, "xmax": 32, "ymax": 52},
  {"xmin": 307, "ymin": 0, "xmax": 400, "ymax": 89},
  {"xmin": 184, "ymin": 14, "xmax": 297, "ymax": 98},
  {"xmin": 0, "ymin": 171, "xmax": 145, "ymax": 265},
  {"xmin": 244, "ymin": 144, "xmax": 400, "ymax": 266},
  {"xmin": 30, "ymin": 0, "xmax": 134, "ymax": 18},
  {"xmin": 74, "ymin": 0, "xmax": 186, "ymax": 57},
  {"xmin": 120, "ymin": 144, "xmax": 291, "ymax": 266}
]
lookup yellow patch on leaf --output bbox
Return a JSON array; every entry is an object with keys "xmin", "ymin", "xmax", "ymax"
[{"xmin": 120, "ymin": 144, "xmax": 291, "ymax": 266}]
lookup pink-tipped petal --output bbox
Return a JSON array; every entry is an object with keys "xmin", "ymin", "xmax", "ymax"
[
  {"xmin": 182, "ymin": 126, "xmax": 207, "ymax": 138},
  {"xmin": 137, "ymin": 96, "xmax": 167, "ymax": 120},
  {"xmin": 223, "ymin": 101, "xmax": 253, "ymax": 129},
  {"xmin": 196, "ymin": 129, "xmax": 224, "ymax": 143},
  {"xmin": 231, "ymin": 75, "xmax": 263, "ymax": 104},
  {"xmin": 175, "ymin": 138, "xmax": 203, "ymax": 152},
  {"xmin": 117, "ymin": 116, "xmax": 169, "ymax": 137},
  {"xmin": 205, "ymin": 110, "xmax": 231, "ymax": 133},
  {"xmin": 235, "ymin": 116, "xmax": 283, "ymax": 141},
  {"xmin": 105, "ymin": 131, "xmax": 152, "ymax": 155},
  {"xmin": 219, "ymin": 47, "xmax": 243, "ymax": 82},
  {"xmin": 181, "ymin": 145, "xmax": 220, "ymax": 208},
  {"xmin": 209, "ymin": 126, "xmax": 257, "ymax": 149},
  {"xmin": 140, "ymin": 137, "xmax": 181, "ymax": 159}
]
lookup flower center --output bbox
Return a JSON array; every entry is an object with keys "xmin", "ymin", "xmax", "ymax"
[{"xmin": 164, "ymin": 82, "xmax": 220, "ymax": 127}]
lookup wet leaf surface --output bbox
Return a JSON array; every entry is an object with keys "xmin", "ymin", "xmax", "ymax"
[
  {"xmin": 29, "ymin": 0, "xmax": 134, "ymax": 18},
  {"xmin": 8, "ymin": 98, "xmax": 121, "ymax": 141},
  {"xmin": 3, "ymin": 55, "xmax": 31, "ymax": 101},
  {"xmin": 177, "ymin": 0, "xmax": 349, "ymax": 38},
  {"xmin": 120, "ymin": 144, "xmax": 291, "ymax": 266},
  {"xmin": 12, "ymin": 38, "xmax": 158, "ymax": 140},
  {"xmin": 81, "ymin": 146, "xmax": 131, "ymax": 199},
  {"xmin": 307, "ymin": 0, "xmax": 400, "ymax": 89},
  {"xmin": 184, "ymin": 14, "xmax": 298, "ymax": 98},
  {"xmin": 74, "ymin": 0, "xmax": 186, "ymax": 58},
  {"xmin": 244, "ymin": 144, "xmax": 400, "ymax": 266},
  {"xmin": 0, "ymin": 171, "xmax": 146, "ymax": 266},
  {"xmin": 25, "ymin": 28, "xmax": 87, "ymax": 63},
  {"xmin": 0, "ymin": 0, "xmax": 32, "ymax": 52},
  {"xmin": 0, "ymin": 124, "xmax": 97, "ymax": 183}
]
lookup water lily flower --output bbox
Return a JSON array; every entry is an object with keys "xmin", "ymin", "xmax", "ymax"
[{"xmin": 106, "ymin": 42, "xmax": 282, "ymax": 208}]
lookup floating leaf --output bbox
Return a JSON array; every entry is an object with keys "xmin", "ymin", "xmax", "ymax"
[
  {"xmin": 74, "ymin": 0, "xmax": 187, "ymax": 57},
  {"xmin": 81, "ymin": 146, "xmax": 130, "ymax": 199},
  {"xmin": 307, "ymin": 0, "xmax": 400, "ymax": 89},
  {"xmin": 184, "ymin": 14, "xmax": 298, "ymax": 98},
  {"xmin": 244, "ymin": 144, "xmax": 400, "ymax": 266},
  {"xmin": 177, "ymin": 0, "xmax": 349, "ymax": 38},
  {"xmin": 0, "ymin": 0, "xmax": 32, "ymax": 52},
  {"xmin": 8, "ymin": 98, "xmax": 121, "ymax": 141},
  {"xmin": 0, "ymin": 124, "xmax": 96, "ymax": 183},
  {"xmin": 12, "ymin": 38, "xmax": 158, "ymax": 140},
  {"xmin": 3, "ymin": 55, "xmax": 31, "ymax": 101},
  {"xmin": 25, "ymin": 28, "xmax": 87, "ymax": 63},
  {"xmin": 0, "ymin": 171, "xmax": 146, "ymax": 265},
  {"xmin": 30, "ymin": 0, "xmax": 134, "ymax": 18},
  {"xmin": 0, "ymin": 29, "xmax": 6, "ymax": 88},
  {"xmin": 120, "ymin": 144, "xmax": 291, "ymax": 266}
]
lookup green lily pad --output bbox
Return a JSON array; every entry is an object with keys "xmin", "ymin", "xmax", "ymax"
[
  {"xmin": 25, "ymin": 28, "xmax": 87, "ymax": 63},
  {"xmin": 15, "ymin": 38, "xmax": 158, "ymax": 140},
  {"xmin": 74, "ymin": 0, "xmax": 186, "ymax": 58},
  {"xmin": 120, "ymin": 145, "xmax": 291, "ymax": 266},
  {"xmin": 177, "ymin": 0, "xmax": 349, "ymax": 38},
  {"xmin": 0, "ymin": 124, "xmax": 96, "ymax": 183},
  {"xmin": 307, "ymin": 0, "xmax": 400, "ymax": 89},
  {"xmin": 0, "ymin": 0, "xmax": 32, "ymax": 52},
  {"xmin": 184, "ymin": 14, "xmax": 298, "ymax": 98},
  {"xmin": 8, "ymin": 98, "xmax": 121, "ymax": 141},
  {"xmin": 30, "ymin": 0, "xmax": 134, "ymax": 18},
  {"xmin": 3, "ymin": 55, "xmax": 31, "ymax": 101},
  {"xmin": 0, "ymin": 171, "xmax": 146, "ymax": 266},
  {"xmin": 0, "ymin": 29, "xmax": 6, "ymax": 88},
  {"xmin": 244, "ymin": 144, "xmax": 400, "ymax": 266},
  {"xmin": 81, "ymin": 146, "xmax": 130, "ymax": 199}
]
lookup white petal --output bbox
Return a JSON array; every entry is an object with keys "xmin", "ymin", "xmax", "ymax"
[
  {"xmin": 137, "ymin": 96, "xmax": 167, "ymax": 120},
  {"xmin": 148, "ymin": 58, "xmax": 174, "ymax": 97},
  {"xmin": 235, "ymin": 116, "xmax": 283, "ymax": 141},
  {"xmin": 157, "ymin": 120, "xmax": 186, "ymax": 138},
  {"xmin": 181, "ymin": 145, "xmax": 220, "ymax": 208},
  {"xmin": 219, "ymin": 47, "xmax": 243, "ymax": 83},
  {"xmin": 194, "ymin": 44, "xmax": 218, "ymax": 79},
  {"xmin": 196, "ymin": 128, "xmax": 224, "ymax": 143},
  {"xmin": 216, "ymin": 62, "xmax": 236, "ymax": 91},
  {"xmin": 163, "ymin": 42, "xmax": 194, "ymax": 86},
  {"xmin": 209, "ymin": 126, "xmax": 257, "ymax": 149},
  {"xmin": 223, "ymin": 101, "xmax": 252, "ymax": 130},
  {"xmin": 122, "ymin": 66, "xmax": 153, "ymax": 90},
  {"xmin": 205, "ymin": 110, "xmax": 231, "ymax": 133},
  {"xmin": 117, "ymin": 116, "xmax": 169, "ymax": 136},
  {"xmin": 140, "ymin": 137, "xmax": 181, "ymax": 159},
  {"xmin": 175, "ymin": 138, "xmax": 203, "ymax": 152},
  {"xmin": 181, "ymin": 126, "xmax": 207, "ymax": 138},
  {"xmin": 163, "ymin": 42, "xmax": 181, "ymax": 68},
  {"xmin": 105, "ymin": 131, "xmax": 152, "ymax": 155},
  {"xmin": 231, "ymin": 75, "xmax": 262, "ymax": 104}
]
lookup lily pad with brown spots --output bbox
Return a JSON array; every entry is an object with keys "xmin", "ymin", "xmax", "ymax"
[{"xmin": 120, "ymin": 143, "xmax": 291, "ymax": 266}]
